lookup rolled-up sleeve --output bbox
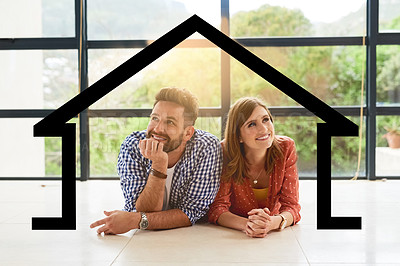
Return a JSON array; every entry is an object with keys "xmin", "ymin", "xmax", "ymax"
[{"xmin": 279, "ymin": 139, "xmax": 301, "ymax": 224}]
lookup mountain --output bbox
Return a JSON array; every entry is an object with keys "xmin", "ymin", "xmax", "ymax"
[{"xmin": 313, "ymin": 0, "xmax": 400, "ymax": 36}]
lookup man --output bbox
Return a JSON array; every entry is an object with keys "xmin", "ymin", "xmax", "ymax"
[{"xmin": 90, "ymin": 87, "xmax": 223, "ymax": 234}]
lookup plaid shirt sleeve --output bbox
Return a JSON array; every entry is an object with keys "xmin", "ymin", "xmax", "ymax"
[
  {"xmin": 172, "ymin": 131, "xmax": 223, "ymax": 225},
  {"xmin": 117, "ymin": 131, "xmax": 149, "ymax": 212}
]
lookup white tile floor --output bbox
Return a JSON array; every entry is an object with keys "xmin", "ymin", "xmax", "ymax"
[{"xmin": 0, "ymin": 179, "xmax": 399, "ymax": 265}]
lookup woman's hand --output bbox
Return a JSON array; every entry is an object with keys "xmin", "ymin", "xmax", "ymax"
[{"xmin": 245, "ymin": 208, "xmax": 279, "ymax": 238}]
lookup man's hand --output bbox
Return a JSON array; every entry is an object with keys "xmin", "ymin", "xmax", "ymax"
[
  {"xmin": 90, "ymin": 210, "xmax": 140, "ymax": 235},
  {"xmin": 139, "ymin": 138, "xmax": 168, "ymax": 170}
]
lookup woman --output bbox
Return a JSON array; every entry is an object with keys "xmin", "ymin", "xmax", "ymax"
[{"xmin": 208, "ymin": 97, "xmax": 301, "ymax": 238}]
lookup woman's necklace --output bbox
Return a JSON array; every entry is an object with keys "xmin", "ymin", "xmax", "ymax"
[{"xmin": 252, "ymin": 168, "xmax": 264, "ymax": 184}]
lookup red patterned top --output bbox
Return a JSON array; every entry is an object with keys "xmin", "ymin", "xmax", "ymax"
[{"xmin": 208, "ymin": 136, "xmax": 301, "ymax": 225}]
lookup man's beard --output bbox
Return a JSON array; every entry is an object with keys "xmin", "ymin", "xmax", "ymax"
[{"xmin": 146, "ymin": 130, "xmax": 184, "ymax": 153}]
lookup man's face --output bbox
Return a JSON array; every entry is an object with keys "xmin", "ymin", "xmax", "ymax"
[{"xmin": 146, "ymin": 101, "xmax": 186, "ymax": 153}]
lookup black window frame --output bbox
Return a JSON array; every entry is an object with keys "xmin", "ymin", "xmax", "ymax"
[{"xmin": 0, "ymin": 0, "xmax": 399, "ymax": 180}]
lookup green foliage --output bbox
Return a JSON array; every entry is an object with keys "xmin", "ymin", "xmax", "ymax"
[
  {"xmin": 90, "ymin": 117, "xmax": 150, "ymax": 176},
  {"xmin": 329, "ymin": 46, "xmax": 364, "ymax": 106},
  {"xmin": 42, "ymin": 4, "xmax": 400, "ymax": 177},
  {"xmin": 44, "ymin": 118, "xmax": 80, "ymax": 176},
  {"xmin": 231, "ymin": 4, "xmax": 312, "ymax": 37},
  {"xmin": 377, "ymin": 47, "xmax": 400, "ymax": 103},
  {"xmin": 44, "ymin": 138, "xmax": 61, "ymax": 176},
  {"xmin": 286, "ymin": 46, "xmax": 336, "ymax": 104},
  {"xmin": 274, "ymin": 116, "xmax": 319, "ymax": 174}
]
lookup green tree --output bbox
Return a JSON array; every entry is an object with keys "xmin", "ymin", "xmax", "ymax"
[
  {"xmin": 43, "ymin": 3, "xmax": 399, "ymax": 177},
  {"xmin": 377, "ymin": 16, "xmax": 400, "ymax": 104},
  {"xmin": 231, "ymin": 4, "xmax": 312, "ymax": 37}
]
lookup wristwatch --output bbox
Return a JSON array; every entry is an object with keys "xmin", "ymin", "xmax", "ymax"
[
  {"xmin": 139, "ymin": 212, "xmax": 149, "ymax": 230},
  {"xmin": 278, "ymin": 214, "xmax": 287, "ymax": 230}
]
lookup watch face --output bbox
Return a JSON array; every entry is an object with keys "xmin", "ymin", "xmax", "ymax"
[
  {"xmin": 141, "ymin": 219, "xmax": 149, "ymax": 229},
  {"xmin": 281, "ymin": 220, "xmax": 287, "ymax": 230},
  {"xmin": 279, "ymin": 214, "xmax": 287, "ymax": 230},
  {"xmin": 143, "ymin": 220, "xmax": 149, "ymax": 228},
  {"xmin": 140, "ymin": 212, "xmax": 149, "ymax": 229}
]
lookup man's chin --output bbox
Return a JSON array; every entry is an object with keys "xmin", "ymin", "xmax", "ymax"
[
  {"xmin": 163, "ymin": 146, "xmax": 179, "ymax": 153},
  {"xmin": 163, "ymin": 142, "xmax": 183, "ymax": 153}
]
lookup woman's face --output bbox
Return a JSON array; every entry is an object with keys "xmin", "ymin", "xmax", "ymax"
[{"xmin": 239, "ymin": 105, "xmax": 275, "ymax": 152}]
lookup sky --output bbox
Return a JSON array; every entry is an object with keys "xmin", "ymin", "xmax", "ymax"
[{"xmin": 175, "ymin": 0, "xmax": 365, "ymax": 24}]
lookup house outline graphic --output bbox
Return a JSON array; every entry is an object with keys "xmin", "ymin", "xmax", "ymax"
[{"xmin": 32, "ymin": 15, "xmax": 362, "ymax": 230}]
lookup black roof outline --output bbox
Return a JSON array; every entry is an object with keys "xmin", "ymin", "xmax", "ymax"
[{"xmin": 32, "ymin": 15, "xmax": 361, "ymax": 230}]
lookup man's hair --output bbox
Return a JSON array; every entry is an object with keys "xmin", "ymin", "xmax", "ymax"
[{"xmin": 154, "ymin": 87, "xmax": 199, "ymax": 126}]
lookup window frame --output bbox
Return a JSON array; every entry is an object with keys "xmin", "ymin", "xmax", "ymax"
[{"xmin": 0, "ymin": 0, "xmax": 399, "ymax": 180}]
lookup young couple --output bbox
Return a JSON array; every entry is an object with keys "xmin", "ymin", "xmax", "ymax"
[{"xmin": 90, "ymin": 87, "xmax": 301, "ymax": 238}]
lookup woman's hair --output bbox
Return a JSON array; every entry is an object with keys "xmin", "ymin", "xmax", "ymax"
[
  {"xmin": 223, "ymin": 97, "xmax": 284, "ymax": 183},
  {"xmin": 154, "ymin": 87, "xmax": 199, "ymax": 126}
]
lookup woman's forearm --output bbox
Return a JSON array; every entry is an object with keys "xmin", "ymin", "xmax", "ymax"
[
  {"xmin": 279, "ymin": 211, "xmax": 294, "ymax": 228},
  {"xmin": 216, "ymin": 211, "xmax": 248, "ymax": 232}
]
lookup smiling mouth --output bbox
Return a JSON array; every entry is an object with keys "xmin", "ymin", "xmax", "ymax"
[
  {"xmin": 152, "ymin": 134, "xmax": 168, "ymax": 142},
  {"xmin": 256, "ymin": 134, "xmax": 270, "ymax": 140}
]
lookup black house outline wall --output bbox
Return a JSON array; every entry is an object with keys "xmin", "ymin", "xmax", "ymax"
[{"xmin": 32, "ymin": 15, "xmax": 361, "ymax": 230}]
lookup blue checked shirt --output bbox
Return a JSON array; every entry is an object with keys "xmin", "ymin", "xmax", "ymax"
[{"xmin": 118, "ymin": 129, "xmax": 223, "ymax": 225}]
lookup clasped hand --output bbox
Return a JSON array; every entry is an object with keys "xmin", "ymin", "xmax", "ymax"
[{"xmin": 245, "ymin": 208, "xmax": 276, "ymax": 238}]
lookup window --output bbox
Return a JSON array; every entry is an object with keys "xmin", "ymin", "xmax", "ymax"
[
  {"xmin": 0, "ymin": 0, "xmax": 75, "ymax": 38},
  {"xmin": 230, "ymin": 0, "xmax": 365, "ymax": 37},
  {"xmin": 1, "ymin": 0, "xmax": 399, "ymax": 180},
  {"xmin": 379, "ymin": 0, "xmax": 400, "ymax": 33}
]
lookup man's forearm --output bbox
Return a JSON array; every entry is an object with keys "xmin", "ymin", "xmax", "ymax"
[
  {"xmin": 90, "ymin": 208, "xmax": 191, "ymax": 235},
  {"xmin": 135, "ymin": 175, "xmax": 166, "ymax": 212},
  {"xmin": 144, "ymin": 209, "xmax": 192, "ymax": 230}
]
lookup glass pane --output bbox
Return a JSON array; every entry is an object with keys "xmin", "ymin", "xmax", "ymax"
[
  {"xmin": 274, "ymin": 115, "xmax": 364, "ymax": 178},
  {"xmin": 195, "ymin": 117, "xmax": 221, "ymax": 140},
  {"xmin": 0, "ymin": 0, "xmax": 75, "ymax": 38},
  {"xmin": 87, "ymin": 0, "xmax": 220, "ymax": 40},
  {"xmin": 230, "ymin": 0, "xmax": 365, "ymax": 37},
  {"xmin": 46, "ymin": 118, "xmax": 80, "ymax": 177},
  {"xmin": 0, "ymin": 50, "xmax": 78, "ymax": 109},
  {"xmin": 0, "ymin": 119, "xmax": 44, "ymax": 177},
  {"xmin": 376, "ymin": 116, "xmax": 400, "ymax": 177},
  {"xmin": 0, "ymin": 118, "xmax": 80, "ymax": 177},
  {"xmin": 274, "ymin": 116, "xmax": 318, "ymax": 177},
  {"xmin": 231, "ymin": 46, "xmax": 365, "ymax": 106},
  {"xmin": 331, "ymin": 116, "xmax": 366, "ymax": 177},
  {"xmin": 377, "ymin": 45, "xmax": 400, "ymax": 105},
  {"xmin": 379, "ymin": 0, "xmax": 400, "ymax": 32},
  {"xmin": 89, "ymin": 116, "xmax": 221, "ymax": 177},
  {"xmin": 88, "ymin": 48, "xmax": 221, "ymax": 109},
  {"xmin": 89, "ymin": 117, "xmax": 147, "ymax": 177}
]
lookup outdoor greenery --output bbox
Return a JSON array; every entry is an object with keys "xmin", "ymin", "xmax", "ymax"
[{"xmin": 42, "ymin": 1, "xmax": 400, "ymax": 177}]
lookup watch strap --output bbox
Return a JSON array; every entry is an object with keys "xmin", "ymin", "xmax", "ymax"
[
  {"xmin": 149, "ymin": 168, "xmax": 167, "ymax": 179},
  {"xmin": 278, "ymin": 214, "xmax": 287, "ymax": 230},
  {"xmin": 139, "ymin": 212, "xmax": 149, "ymax": 230}
]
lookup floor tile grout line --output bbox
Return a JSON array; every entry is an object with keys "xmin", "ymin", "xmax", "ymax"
[
  {"xmin": 110, "ymin": 229, "xmax": 138, "ymax": 265},
  {"xmin": 291, "ymin": 226, "xmax": 311, "ymax": 266}
]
